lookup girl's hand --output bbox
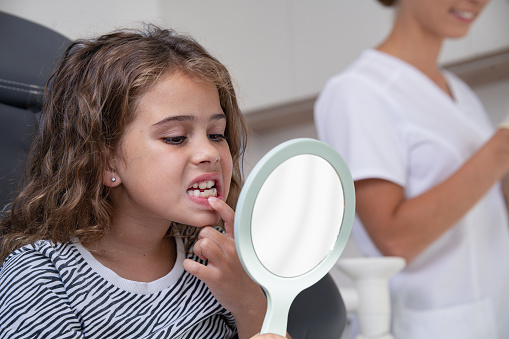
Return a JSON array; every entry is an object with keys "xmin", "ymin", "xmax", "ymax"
[
  {"xmin": 250, "ymin": 334, "xmax": 287, "ymax": 339},
  {"xmin": 183, "ymin": 196, "xmax": 267, "ymax": 339}
]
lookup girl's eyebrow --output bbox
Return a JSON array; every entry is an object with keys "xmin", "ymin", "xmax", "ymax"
[
  {"xmin": 152, "ymin": 113, "xmax": 226, "ymax": 127},
  {"xmin": 152, "ymin": 115, "xmax": 194, "ymax": 127}
]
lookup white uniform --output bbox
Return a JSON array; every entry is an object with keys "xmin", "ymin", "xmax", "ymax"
[{"xmin": 314, "ymin": 49, "xmax": 509, "ymax": 339}]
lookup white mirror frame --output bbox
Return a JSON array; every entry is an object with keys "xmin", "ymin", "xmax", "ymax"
[{"xmin": 235, "ymin": 138, "xmax": 356, "ymax": 336}]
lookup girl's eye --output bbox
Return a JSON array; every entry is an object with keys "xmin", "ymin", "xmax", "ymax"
[
  {"xmin": 163, "ymin": 136, "xmax": 187, "ymax": 145},
  {"xmin": 209, "ymin": 134, "xmax": 228, "ymax": 142}
]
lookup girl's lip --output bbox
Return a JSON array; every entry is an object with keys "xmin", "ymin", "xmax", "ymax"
[{"xmin": 187, "ymin": 173, "xmax": 223, "ymax": 206}]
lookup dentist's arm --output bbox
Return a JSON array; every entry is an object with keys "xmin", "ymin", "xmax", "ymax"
[{"xmin": 355, "ymin": 126, "xmax": 509, "ymax": 264}]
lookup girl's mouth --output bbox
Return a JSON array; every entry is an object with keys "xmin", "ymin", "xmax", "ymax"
[{"xmin": 187, "ymin": 180, "xmax": 218, "ymax": 199}]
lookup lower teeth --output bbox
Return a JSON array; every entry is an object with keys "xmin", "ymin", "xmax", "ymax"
[{"xmin": 187, "ymin": 188, "xmax": 217, "ymax": 198}]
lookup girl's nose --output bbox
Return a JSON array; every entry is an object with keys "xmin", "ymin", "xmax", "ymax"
[{"xmin": 192, "ymin": 139, "xmax": 220, "ymax": 165}]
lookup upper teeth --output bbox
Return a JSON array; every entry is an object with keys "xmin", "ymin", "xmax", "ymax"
[
  {"xmin": 191, "ymin": 180, "xmax": 215, "ymax": 189},
  {"xmin": 187, "ymin": 180, "xmax": 217, "ymax": 198}
]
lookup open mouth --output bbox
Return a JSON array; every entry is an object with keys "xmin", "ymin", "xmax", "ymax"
[{"xmin": 187, "ymin": 180, "xmax": 218, "ymax": 198}]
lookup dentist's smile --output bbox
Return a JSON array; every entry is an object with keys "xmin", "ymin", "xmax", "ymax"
[{"xmin": 450, "ymin": 8, "xmax": 476, "ymax": 22}]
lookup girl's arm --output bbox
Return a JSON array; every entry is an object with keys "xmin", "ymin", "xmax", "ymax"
[{"xmin": 355, "ymin": 128, "xmax": 509, "ymax": 263}]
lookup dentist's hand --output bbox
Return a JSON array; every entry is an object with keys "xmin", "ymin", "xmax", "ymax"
[{"xmin": 183, "ymin": 196, "xmax": 267, "ymax": 339}]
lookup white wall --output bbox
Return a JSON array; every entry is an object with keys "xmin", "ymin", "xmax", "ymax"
[
  {"xmin": 475, "ymin": 79, "xmax": 509, "ymax": 125},
  {"xmin": 0, "ymin": 0, "xmax": 163, "ymax": 39},
  {"xmin": 2, "ymin": 0, "xmax": 508, "ymax": 112},
  {"xmin": 155, "ymin": 0, "xmax": 509, "ymax": 112}
]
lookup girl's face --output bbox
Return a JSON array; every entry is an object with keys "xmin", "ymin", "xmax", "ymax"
[
  {"xmin": 398, "ymin": 0, "xmax": 490, "ymax": 39},
  {"xmin": 107, "ymin": 72, "xmax": 233, "ymax": 228}
]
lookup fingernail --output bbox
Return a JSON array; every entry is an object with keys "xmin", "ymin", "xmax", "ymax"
[{"xmin": 208, "ymin": 196, "xmax": 217, "ymax": 204}]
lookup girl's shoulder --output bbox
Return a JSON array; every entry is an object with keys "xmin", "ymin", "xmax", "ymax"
[
  {"xmin": 0, "ymin": 240, "xmax": 77, "ymax": 314},
  {"xmin": 2, "ymin": 240, "xmax": 51, "ymax": 264},
  {"xmin": 1, "ymin": 240, "xmax": 78, "ymax": 280},
  {"xmin": 3, "ymin": 238, "xmax": 70, "ymax": 258}
]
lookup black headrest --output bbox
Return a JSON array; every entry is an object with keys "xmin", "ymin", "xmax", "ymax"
[
  {"xmin": 0, "ymin": 11, "xmax": 71, "ymax": 112},
  {"xmin": 0, "ymin": 102, "xmax": 38, "ymax": 207}
]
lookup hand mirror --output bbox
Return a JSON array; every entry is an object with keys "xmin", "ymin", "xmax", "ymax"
[{"xmin": 235, "ymin": 138, "xmax": 355, "ymax": 336}]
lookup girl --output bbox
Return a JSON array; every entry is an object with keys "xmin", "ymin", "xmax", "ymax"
[
  {"xmin": 0, "ymin": 25, "xmax": 268, "ymax": 338},
  {"xmin": 315, "ymin": 0, "xmax": 509, "ymax": 338}
]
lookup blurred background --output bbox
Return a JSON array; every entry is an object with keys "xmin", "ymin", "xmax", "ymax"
[{"xmin": 2, "ymin": 0, "xmax": 509, "ymax": 287}]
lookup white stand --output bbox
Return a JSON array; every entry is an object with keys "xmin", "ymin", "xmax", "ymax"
[{"xmin": 337, "ymin": 257, "xmax": 405, "ymax": 339}]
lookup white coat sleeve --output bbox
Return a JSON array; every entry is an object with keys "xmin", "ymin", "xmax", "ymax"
[{"xmin": 314, "ymin": 74, "xmax": 407, "ymax": 187}]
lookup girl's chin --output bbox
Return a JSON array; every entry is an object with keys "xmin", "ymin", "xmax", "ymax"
[{"xmin": 186, "ymin": 213, "xmax": 221, "ymax": 228}]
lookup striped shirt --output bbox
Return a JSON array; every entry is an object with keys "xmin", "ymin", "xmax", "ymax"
[{"xmin": 0, "ymin": 238, "xmax": 237, "ymax": 338}]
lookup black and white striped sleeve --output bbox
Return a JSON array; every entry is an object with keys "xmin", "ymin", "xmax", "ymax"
[{"xmin": 0, "ymin": 247, "xmax": 85, "ymax": 339}]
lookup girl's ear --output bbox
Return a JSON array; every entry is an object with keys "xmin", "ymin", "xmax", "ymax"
[{"xmin": 103, "ymin": 149, "xmax": 121, "ymax": 187}]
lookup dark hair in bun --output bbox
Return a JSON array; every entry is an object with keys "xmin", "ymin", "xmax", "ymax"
[{"xmin": 377, "ymin": 0, "xmax": 397, "ymax": 7}]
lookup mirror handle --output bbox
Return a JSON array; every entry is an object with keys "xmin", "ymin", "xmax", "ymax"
[{"xmin": 260, "ymin": 288, "xmax": 298, "ymax": 337}]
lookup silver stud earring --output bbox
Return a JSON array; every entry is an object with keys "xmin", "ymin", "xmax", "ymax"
[{"xmin": 111, "ymin": 177, "xmax": 116, "ymax": 182}]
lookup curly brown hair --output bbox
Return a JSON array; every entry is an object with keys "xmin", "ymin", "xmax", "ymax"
[{"xmin": 0, "ymin": 24, "xmax": 248, "ymax": 261}]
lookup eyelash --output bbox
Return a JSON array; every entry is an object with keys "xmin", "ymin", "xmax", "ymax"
[
  {"xmin": 163, "ymin": 134, "xmax": 228, "ymax": 145},
  {"xmin": 209, "ymin": 134, "xmax": 228, "ymax": 142},
  {"xmin": 163, "ymin": 136, "xmax": 187, "ymax": 145}
]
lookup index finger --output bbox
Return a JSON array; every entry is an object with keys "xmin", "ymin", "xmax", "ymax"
[{"xmin": 208, "ymin": 196, "xmax": 235, "ymax": 238}]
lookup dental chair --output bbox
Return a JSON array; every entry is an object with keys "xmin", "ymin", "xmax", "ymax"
[
  {"xmin": 288, "ymin": 273, "xmax": 347, "ymax": 339},
  {"xmin": 0, "ymin": 11, "xmax": 71, "ymax": 212}
]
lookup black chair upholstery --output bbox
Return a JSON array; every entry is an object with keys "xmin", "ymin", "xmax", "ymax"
[
  {"xmin": 0, "ymin": 11, "xmax": 71, "ymax": 210},
  {"xmin": 288, "ymin": 273, "xmax": 347, "ymax": 339},
  {"xmin": 0, "ymin": 103, "xmax": 38, "ymax": 209}
]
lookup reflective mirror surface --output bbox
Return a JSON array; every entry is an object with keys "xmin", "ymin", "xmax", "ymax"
[{"xmin": 251, "ymin": 154, "xmax": 344, "ymax": 277}]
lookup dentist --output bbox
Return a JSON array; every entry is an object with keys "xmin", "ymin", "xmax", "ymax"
[{"xmin": 315, "ymin": 0, "xmax": 509, "ymax": 338}]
